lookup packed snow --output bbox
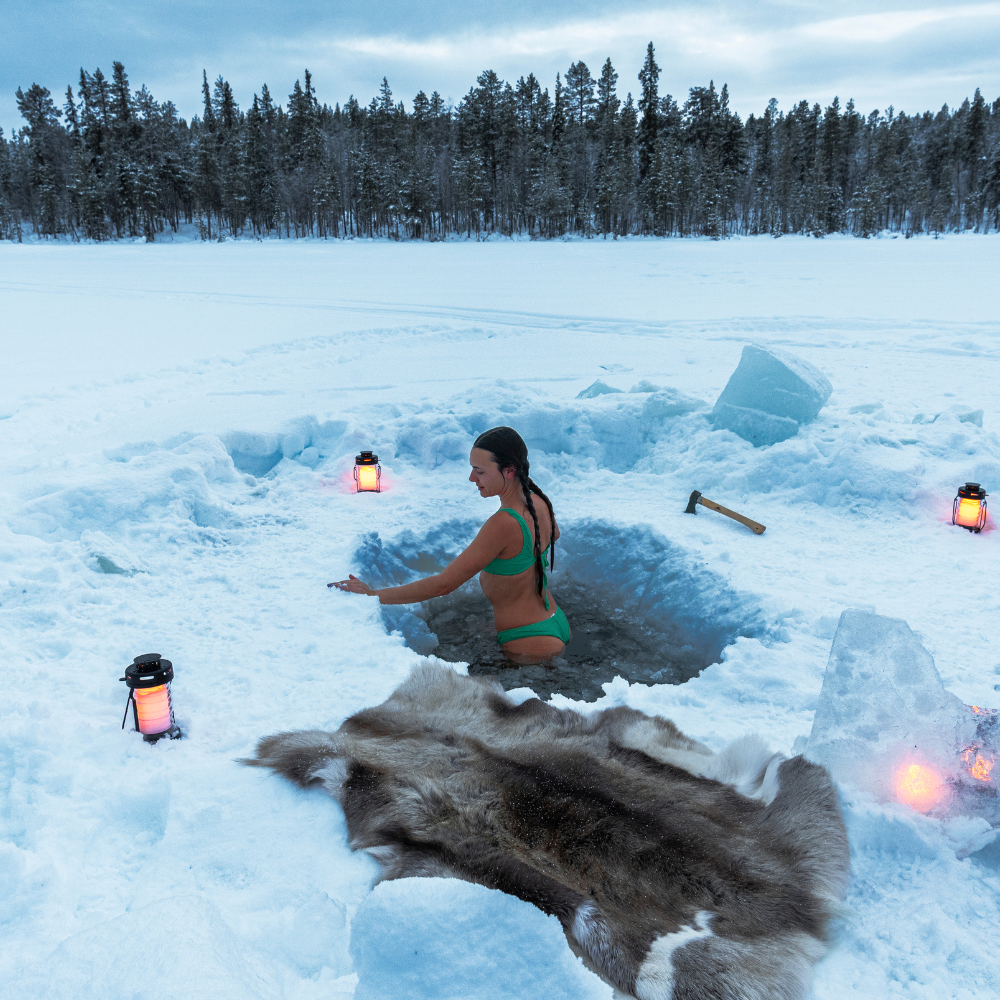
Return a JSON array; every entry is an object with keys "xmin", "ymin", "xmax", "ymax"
[{"xmin": 2, "ymin": 234, "xmax": 999, "ymax": 999}]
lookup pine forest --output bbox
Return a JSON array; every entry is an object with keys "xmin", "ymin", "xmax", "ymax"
[{"xmin": 2, "ymin": 44, "xmax": 1000, "ymax": 242}]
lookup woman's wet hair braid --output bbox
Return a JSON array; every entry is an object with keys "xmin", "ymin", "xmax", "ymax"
[{"xmin": 473, "ymin": 426, "xmax": 556, "ymax": 598}]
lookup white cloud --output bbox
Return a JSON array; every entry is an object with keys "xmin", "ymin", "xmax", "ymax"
[
  {"xmin": 267, "ymin": 2, "xmax": 999, "ymax": 116},
  {"xmin": 801, "ymin": 3, "xmax": 1000, "ymax": 43},
  {"xmin": 320, "ymin": 9, "xmax": 765, "ymax": 68},
  {"xmin": 318, "ymin": 3, "xmax": 1000, "ymax": 69}
]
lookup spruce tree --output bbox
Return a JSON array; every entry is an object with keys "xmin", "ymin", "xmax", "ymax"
[
  {"xmin": 194, "ymin": 70, "xmax": 221, "ymax": 237},
  {"xmin": 593, "ymin": 59, "xmax": 620, "ymax": 235},
  {"xmin": 15, "ymin": 83, "xmax": 64, "ymax": 235},
  {"xmin": 565, "ymin": 62, "xmax": 595, "ymax": 127},
  {"xmin": 0, "ymin": 127, "xmax": 22, "ymax": 240},
  {"xmin": 637, "ymin": 42, "xmax": 659, "ymax": 180}
]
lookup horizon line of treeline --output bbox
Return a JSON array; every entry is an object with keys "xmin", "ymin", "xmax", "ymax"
[{"xmin": 2, "ymin": 42, "xmax": 999, "ymax": 244}]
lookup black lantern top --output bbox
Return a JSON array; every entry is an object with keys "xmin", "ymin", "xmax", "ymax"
[
  {"xmin": 120, "ymin": 653, "xmax": 174, "ymax": 689},
  {"xmin": 958, "ymin": 483, "xmax": 987, "ymax": 500},
  {"xmin": 356, "ymin": 451, "xmax": 379, "ymax": 465}
]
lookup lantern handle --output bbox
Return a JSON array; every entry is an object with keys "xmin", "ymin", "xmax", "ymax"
[{"xmin": 121, "ymin": 690, "xmax": 135, "ymax": 730}]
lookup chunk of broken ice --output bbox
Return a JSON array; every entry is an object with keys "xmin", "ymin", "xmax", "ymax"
[
  {"xmin": 807, "ymin": 609, "xmax": 1000, "ymax": 855},
  {"xmin": 712, "ymin": 344, "xmax": 832, "ymax": 447},
  {"xmin": 711, "ymin": 404, "xmax": 800, "ymax": 446},
  {"xmin": 576, "ymin": 380, "xmax": 623, "ymax": 399}
]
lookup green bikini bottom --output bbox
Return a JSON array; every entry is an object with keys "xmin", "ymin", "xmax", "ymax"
[{"xmin": 496, "ymin": 606, "xmax": 571, "ymax": 647}]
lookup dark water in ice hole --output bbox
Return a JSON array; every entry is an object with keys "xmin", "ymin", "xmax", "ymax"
[{"xmin": 417, "ymin": 580, "xmax": 706, "ymax": 702}]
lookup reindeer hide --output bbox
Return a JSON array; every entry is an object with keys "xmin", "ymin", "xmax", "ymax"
[{"xmin": 245, "ymin": 664, "xmax": 850, "ymax": 1000}]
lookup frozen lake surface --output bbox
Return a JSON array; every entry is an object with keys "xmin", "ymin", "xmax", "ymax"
[{"xmin": 2, "ymin": 234, "xmax": 999, "ymax": 998}]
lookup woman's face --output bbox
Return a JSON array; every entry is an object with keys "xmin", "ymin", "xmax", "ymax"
[{"xmin": 469, "ymin": 448, "xmax": 510, "ymax": 497}]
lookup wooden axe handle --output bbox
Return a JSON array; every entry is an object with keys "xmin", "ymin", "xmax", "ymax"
[{"xmin": 698, "ymin": 495, "xmax": 766, "ymax": 535}]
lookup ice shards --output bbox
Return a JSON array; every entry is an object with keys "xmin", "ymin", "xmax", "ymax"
[
  {"xmin": 577, "ymin": 380, "xmax": 623, "ymax": 398},
  {"xmin": 807, "ymin": 609, "xmax": 1000, "ymax": 854},
  {"xmin": 712, "ymin": 344, "xmax": 832, "ymax": 446}
]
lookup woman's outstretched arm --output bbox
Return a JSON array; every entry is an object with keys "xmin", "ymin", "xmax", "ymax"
[{"xmin": 329, "ymin": 516, "xmax": 511, "ymax": 605}]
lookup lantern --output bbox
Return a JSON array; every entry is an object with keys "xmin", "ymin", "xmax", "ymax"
[
  {"xmin": 120, "ymin": 653, "xmax": 181, "ymax": 742},
  {"xmin": 952, "ymin": 482, "xmax": 987, "ymax": 532},
  {"xmin": 894, "ymin": 761, "xmax": 945, "ymax": 813},
  {"xmin": 961, "ymin": 746, "xmax": 995, "ymax": 782},
  {"xmin": 354, "ymin": 451, "xmax": 381, "ymax": 493}
]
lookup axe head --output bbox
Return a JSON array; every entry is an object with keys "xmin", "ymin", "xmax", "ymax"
[{"xmin": 684, "ymin": 490, "xmax": 702, "ymax": 514}]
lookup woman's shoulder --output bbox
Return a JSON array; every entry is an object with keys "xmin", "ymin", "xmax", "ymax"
[
  {"xmin": 483, "ymin": 508, "xmax": 526, "ymax": 533},
  {"xmin": 484, "ymin": 507, "xmax": 534, "ymax": 538}
]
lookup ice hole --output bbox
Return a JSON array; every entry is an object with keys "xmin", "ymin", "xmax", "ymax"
[{"xmin": 356, "ymin": 521, "xmax": 767, "ymax": 702}]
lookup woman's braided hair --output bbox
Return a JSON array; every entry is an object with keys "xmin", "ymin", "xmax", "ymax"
[{"xmin": 473, "ymin": 426, "xmax": 555, "ymax": 600}]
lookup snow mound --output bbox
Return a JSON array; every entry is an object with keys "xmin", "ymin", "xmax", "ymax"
[
  {"xmin": 13, "ymin": 434, "xmax": 246, "ymax": 540},
  {"xmin": 222, "ymin": 418, "xmax": 349, "ymax": 476},
  {"xmin": 912, "ymin": 404, "xmax": 984, "ymax": 427},
  {"xmin": 807, "ymin": 609, "xmax": 1000, "ymax": 855},
  {"xmin": 80, "ymin": 529, "xmax": 149, "ymax": 576},
  {"xmin": 712, "ymin": 345, "xmax": 832, "ymax": 447},
  {"xmin": 351, "ymin": 878, "xmax": 610, "ymax": 1000},
  {"xmin": 639, "ymin": 388, "xmax": 706, "ymax": 421}
]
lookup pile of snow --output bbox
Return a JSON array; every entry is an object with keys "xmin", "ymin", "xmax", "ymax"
[
  {"xmin": 351, "ymin": 879, "xmax": 609, "ymax": 1000},
  {"xmin": 712, "ymin": 344, "xmax": 832, "ymax": 446}
]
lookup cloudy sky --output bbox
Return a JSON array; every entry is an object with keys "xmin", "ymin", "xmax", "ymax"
[{"xmin": 3, "ymin": 1, "xmax": 999, "ymax": 133}]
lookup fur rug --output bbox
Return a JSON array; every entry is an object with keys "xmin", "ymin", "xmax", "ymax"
[{"xmin": 245, "ymin": 665, "xmax": 850, "ymax": 999}]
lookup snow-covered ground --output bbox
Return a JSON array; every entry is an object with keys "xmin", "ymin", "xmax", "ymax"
[{"xmin": 2, "ymin": 234, "xmax": 999, "ymax": 999}]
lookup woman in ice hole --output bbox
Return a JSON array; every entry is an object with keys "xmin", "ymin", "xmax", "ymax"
[{"xmin": 330, "ymin": 426, "xmax": 570, "ymax": 662}]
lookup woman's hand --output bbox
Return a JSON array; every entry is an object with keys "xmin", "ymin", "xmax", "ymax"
[{"xmin": 328, "ymin": 574, "xmax": 377, "ymax": 596}]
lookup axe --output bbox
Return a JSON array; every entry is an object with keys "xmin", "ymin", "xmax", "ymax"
[{"xmin": 684, "ymin": 490, "xmax": 766, "ymax": 535}]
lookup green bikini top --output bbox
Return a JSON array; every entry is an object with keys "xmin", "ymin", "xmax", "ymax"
[{"xmin": 483, "ymin": 508, "xmax": 552, "ymax": 610}]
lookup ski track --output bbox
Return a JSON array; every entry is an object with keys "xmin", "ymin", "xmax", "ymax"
[{"xmin": 2, "ymin": 236, "xmax": 1000, "ymax": 999}]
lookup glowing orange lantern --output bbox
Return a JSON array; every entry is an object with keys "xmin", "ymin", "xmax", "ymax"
[
  {"xmin": 952, "ymin": 482, "xmax": 987, "ymax": 532},
  {"xmin": 894, "ymin": 761, "xmax": 945, "ymax": 813},
  {"xmin": 961, "ymin": 746, "xmax": 995, "ymax": 783},
  {"xmin": 354, "ymin": 451, "xmax": 381, "ymax": 493},
  {"xmin": 120, "ymin": 654, "xmax": 181, "ymax": 743}
]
